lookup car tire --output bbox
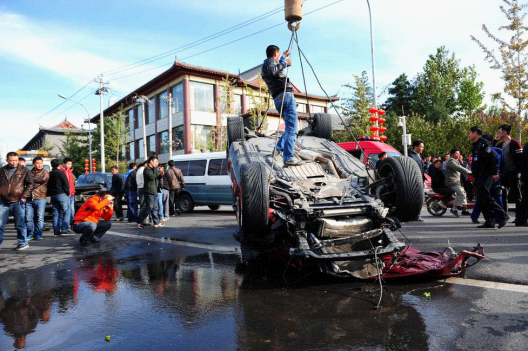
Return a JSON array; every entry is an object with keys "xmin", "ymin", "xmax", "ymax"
[
  {"xmin": 227, "ymin": 116, "xmax": 245, "ymax": 151},
  {"xmin": 377, "ymin": 156, "xmax": 423, "ymax": 222},
  {"xmin": 426, "ymin": 197, "xmax": 447, "ymax": 216},
  {"xmin": 239, "ymin": 162, "xmax": 269, "ymax": 237},
  {"xmin": 208, "ymin": 205, "xmax": 221, "ymax": 211},
  {"xmin": 313, "ymin": 113, "xmax": 333, "ymax": 139},
  {"xmin": 177, "ymin": 193, "xmax": 195, "ymax": 213}
]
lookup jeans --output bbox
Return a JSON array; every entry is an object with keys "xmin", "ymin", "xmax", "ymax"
[
  {"xmin": 26, "ymin": 199, "xmax": 46, "ymax": 238},
  {"xmin": 73, "ymin": 220, "xmax": 112, "ymax": 242},
  {"xmin": 126, "ymin": 190, "xmax": 138, "ymax": 222},
  {"xmin": 138, "ymin": 193, "xmax": 159, "ymax": 225},
  {"xmin": 274, "ymin": 92, "xmax": 298, "ymax": 162},
  {"xmin": 169, "ymin": 189, "xmax": 181, "ymax": 215},
  {"xmin": 501, "ymin": 171, "xmax": 521, "ymax": 212},
  {"xmin": 0, "ymin": 201, "xmax": 27, "ymax": 246},
  {"xmin": 51, "ymin": 193, "xmax": 70, "ymax": 234},
  {"xmin": 162, "ymin": 189, "xmax": 170, "ymax": 219},
  {"xmin": 68, "ymin": 195, "xmax": 75, "ymax": 225},
  {"xmin": 475, "ymin": 176, "xmax": 506, "ymax": 224},
  {"xmin": 157, "ymin": 192, "xmax": 164, "ymax": 220}
]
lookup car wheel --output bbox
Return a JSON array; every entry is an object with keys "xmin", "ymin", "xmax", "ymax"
[
  {"xmin": 227, "ymin": 116, "xmax": 245, "ymax": 152},
  {"xmin": 313, "ymin": 113, "xmax": 333, "ymax": 139},
  {"xmin": 208, "ymin": 205, "xmax": 220, "ymax": 211},
  {"xmin": 177, "ymin": 193, "xmax": 195, "ymax": 213},
  {"xmin": 426, "ymin": 198, "xmax": 447, "ymax": 216},
  {"xmin": 240, "ymin": 162, "xmax": 269, "ymax": 237},
  {"xmin": 377, "ymin": 156, "xmax": 423, "ymax": 222}
]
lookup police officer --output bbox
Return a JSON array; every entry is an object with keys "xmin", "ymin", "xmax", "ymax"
[{"xmin": 469, "ymin": 126, "xmax": 507, "ymax": 228}]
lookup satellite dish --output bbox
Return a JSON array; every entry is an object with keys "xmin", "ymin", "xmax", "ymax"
[{"xmin": 108, "ymin": 97, "xmax": 117, "ymax": 107}]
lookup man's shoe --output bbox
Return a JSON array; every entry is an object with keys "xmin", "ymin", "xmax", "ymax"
[
  {"xmin": 43, "ymin": 227, "xmax": 51, "ymax": 231},
  {"xmin": 497, "ymin": 218, "xmax": 507, "ymax": 229},
  {"xmin": 154, "ymin": 223, "xmax": 165, "ymax": 228},
  {"xmin": 438, "ymin": 200, "xmax": 447, "ymax": 209},
  {"xmin": 79, "ymin": 238, "xmax": 89, "ymax": 247},
  {"xmin": 176, "ymin": 209, "xmax": 182, "ymax": 216},
  {"xmin": 471, "ymin": 218, "xmax": 480, "ymax": 224},
  {"xmin": 115, "ymin": 217, "xmax": 124, "ymax": 222},
  {"xmin": 35, "ymin": 235, "xmax": 43, "ymax": 240},
  {"xmin": 505, "ymin": 214, "xmax": 511, "ymax": 221},
  {"xmin": 414, "ymin": 216, "xmax": 425, "ymax": 222},
  {"xmin": 14, "ymin": 244, "xmax": 29, "ymax": 251},
  {"xmin": 284, "ymin": 159, "xmax": 305, "ymax": 167},
  {"xmin": 461, "ymin": 210, "xmax": 471, "ymax": 216},
  {"xmin": 450, "ymin": 208, "xmax": 460, "ymax": 217},
  {"xmin": 27, "ymin": 235, "xmax": 34, "ymax": 241},
  {"xmin": 477, "ymin": 222, "xmax": 495, "ymax": 228},
  {"xmin": 137, "ymin": 223, "xmax": 144, "ymax": 229},
  {"xmin": 61, "ymin": 230, "xmax": 74, "ymax": 236},
  {"xmin": 514, "ymin": 222, "xmax": 528, "ymax": 227},
  {"xmin": 160, "ymin": 218, "xmax": 168, "ymax": 222},
  {"xmin": 90, "ymin": 237, "xmax": 99, "ymax": 243}
]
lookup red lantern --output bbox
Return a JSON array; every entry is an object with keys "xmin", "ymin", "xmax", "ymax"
[
  {"xmin": 378, "ymin": 118, "xmax": 386, "ymax": 124},
  {"xmin": 378, "ymin": 109, "xmax": 386, "ymax": 116},
  {"xmin": 369, "ymin": 115, "xmax": 378, "ymax": 122},
  {"xmin": 380, "ymin": 135, "xmax": 388, "ymax": 142},
  {"xmin": 369, "ymin": 108, "xmax": 378, "ymax": 114},
  {"xmin": 379, "ymin": 126, "xmax": 387, "ymax": 133},
  {"xmin": 370, "ymin": 125, "xmax": 379, "ymax": 132},
  {"xmin": 370, "ymin": 134, "xmax": 379, "ymax": 139}
]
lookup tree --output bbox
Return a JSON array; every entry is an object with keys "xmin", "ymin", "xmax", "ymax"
[
  {"xmin": 340, "ymin": 71, "xmax": 374, "ymax": 136},
  {"xmin": 214, "ymin": 74, "xmax": 236, "ymax": 151},
  {"xmin": 457, "ymin": 65, "xmax": 486, "ymax": 118},
  {"xmin": 92, "ymin": 105, "xmax": 129, "ymax": 172},
  {"xmin": 57, "ymin": 129, "xmax": 89, "ymax": 177},
  {"xmin": 383, "ymin": 73, "xmax": 415, "ymax": 115},
  {"xmin": 244, "ymin": 73, "xmax": 271, "ymax": 131},
  {"xmin": 471, "ymin": 0, "xmax": 528, "ymax": 142},
  {"xmin": 413, "ymin": 46, "xmax": 464, "ymax": 123}
]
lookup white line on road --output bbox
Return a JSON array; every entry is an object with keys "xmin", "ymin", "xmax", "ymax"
[
  {"xmin": 106, "ymin": 230, "xmax": 239, "ymax": 253},
  {"xmin": 444, "ymin": 277, "xmax": 528, "ymax": 294}
]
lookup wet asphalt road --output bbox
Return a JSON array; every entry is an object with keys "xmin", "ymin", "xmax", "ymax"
[{"xmin": 0, "ymin": 206, "xmax": 527, "ymax": 350}]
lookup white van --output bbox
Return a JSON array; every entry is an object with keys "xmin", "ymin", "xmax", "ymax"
[{"xmin": 170, "ymin": 151, "xmax": 233, "ymax": 213}]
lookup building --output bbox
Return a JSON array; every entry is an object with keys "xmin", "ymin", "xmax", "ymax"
[
  {"xmin": 21, "ymin": 119, "xmax": 83, "ymax": 156},
  {"xmin": 93, "ymin": 60, "xmax": 339, "ymax": 164}
]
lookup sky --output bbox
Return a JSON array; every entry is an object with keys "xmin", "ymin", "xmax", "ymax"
[{"xmin": 0, "ymin": 0, "xmax": 511, "ymax": 153}]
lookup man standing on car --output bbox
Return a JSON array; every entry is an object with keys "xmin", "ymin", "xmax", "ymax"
[
  {"xmin": 469, "ymin": 126, "xmax": 507, "ymax": 228},
  {"xmin": 124, "ymin": 163, "xmax": 138, "ymax": 222},
  {"xmin": 166, "ymin": 160, "xmax": 184, "ymax": 216},
  {"xmin": 261, "ymin": 45, "xmax": 304, "ymax": 167},
  {"xmin": 26, "ymin": 157, "xmax": 49, "ymax": 241},
  {"xmin": 110, "ymin": 166, "xmax": 125, "ymax": 221},
  {"xmin": 137, "ymin": 156, "xmax": 162, "ymax": 229},
  {"xmin": 60, "ymin": 157, "xmax": 75, "ymax": 232},
  {"xmin": 408, "ymin": 139, "xmax": 426, "ymax": 222},
  {"xmin": 0, "ymin": 152, "xmax": 34, "ymax": 250},
  {"xmin": 48, "ymin": 159, "xmax": 72, "ymax": 236}
]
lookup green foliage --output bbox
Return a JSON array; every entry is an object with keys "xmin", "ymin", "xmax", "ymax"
[
  {"xmin": 215, "ymin": 74, "xmax": 235, "ymax": 151},
  {"xmin": 383, "ymin": 73, "xmax": 415, "ymax": 115},
  {"xmin": 340, "ymin": 71, "xmax": 374, "ymax": 136},
  {"xmin": 244, "ymin": 73, "xmax": 271, "ymax": 131},
  {"xmin": 457, "ymin": 66, "xmax": 486, "ymax": 118},
  {"xmin": 57, "ymin": 129, "xmax": 89, "ymax": 177}
]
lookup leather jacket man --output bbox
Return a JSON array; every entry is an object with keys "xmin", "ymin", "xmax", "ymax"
[
  {"xmin": 261, "ymin": 57, "xmax": 293, "ymax": 98},
  {"xmin": 167, "ymin": 166, "xmax": 185, "ymax": 190},
  {"xmin": 30, "ymin": 168, "xmax": 49, "ymax": 200},
  {"xmin": 0, "ymin": 165, "xmax": 34, "ymax": 203}
]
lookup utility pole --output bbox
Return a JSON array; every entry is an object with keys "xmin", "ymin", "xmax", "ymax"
[
  {"xmin": 163, "ymin": 93, "xmax": 174, "ymax": 159},
  {"xmin": 95, "ymin": 74, "xmax": 109, "ymax": 172}
]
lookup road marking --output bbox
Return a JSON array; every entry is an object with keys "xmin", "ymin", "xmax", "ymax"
[
  {"xmin": 106, "ymin": 230, "xmax": 239, "ymax": 253},
  {"xmin": 444, "ymin": 277, "xmax": 528, "ymax": 294}
]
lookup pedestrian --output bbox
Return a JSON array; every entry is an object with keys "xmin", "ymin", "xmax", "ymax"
[
  {"xmin": 72, "ymin": 190, "xmax": 114, "ymax": 246},
  {"xmin": 375, "ymin": 152, "xmax": 388, "ymax": 170},
  {"xmin": 124, "ymin": 163, "xmax": 138, "ymax": 222},
  {"xmin": 423, "ymin": 154, "xmax": 432, "ymax": 174},
  {"xmin": 444, "ymin": 148, "xmax": 472, "ymax": 217},
  {"xmin": 136, "ymin": 161, "xmax": 148, "ymax": 222},
  {"xmin": 261, "ymin": 44, "xmax": 304, "ymax": 166},
  {"xmin": 137, "ymin": 156, "xmax": 162, "ymax": 229},
  {"xmin": 26, "ymin": 157, "xmax": 49, "ymax": 241},
  {"xmin": 160, "ymin": 167, "xmax": 170, "ymax": 221},
  {"xmin": 0, "ymin": 152, "xmax": 34, "ymax": 250},
  {"xmin": 125, "ymin": 162, "xmax": 136, "ymax": 180},
  {"xmin": 514, "ymin": 140, "xmax": 528, "ymax": 226},
  {"xmin": 59, "ymin": 157, "xmax": 75, "ymax": 232},
  {"xmin": 47, "ymin": 159, "xmax": 73, "ymax": 236},
  {"xmin": 166, "ymin": 160, "xmax": 184, "ymax": 216},
  {"xmin": 109, "ymin": 166, "xmax": 125, "ymax": 221},
  {"xmin": 493, "ymin": 124, "xmax": 523, "ymax": 214},
  {"xmin": 18, "ymin": 157, "xmax": 26, "ymax": 168},
  {"xmin": 469, "ymin": 126, "xmax": 507, "ymax": 228},
  {"xmin": 429, "ymin": 159, "xmax": 454, "ymax": 208},
  {"xmin": 441, "ymin": 154, "xmax": 449, "ymax": 171},
  {"xmin": 408, "ymin": 139, "xmax": 426, "ymax": 221}
]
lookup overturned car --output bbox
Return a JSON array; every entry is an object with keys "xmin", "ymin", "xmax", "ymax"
[{"xmin": 227, "ymin": 114, "xmax": 484, "ymax": 279}]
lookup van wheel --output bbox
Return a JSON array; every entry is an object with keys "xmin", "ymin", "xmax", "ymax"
[
  {"xmin": 208, "ymin": 205, "xmax": 220, "ymax": 211},
  {"xmin": 177, "ymin": 193, "xmax": 195, "ymax": 213}
]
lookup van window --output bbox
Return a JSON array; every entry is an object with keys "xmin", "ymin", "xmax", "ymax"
[
  {"xmin": 188, "ymin": 160, "xmax": 207, "ymax": 176},
  {"xmin": 173, "ymin": 161, "xmax": 189, "ymax": 176},
  {"xmin": 208, "ymin": 159, "xmax": 228, "ymax": 176}
]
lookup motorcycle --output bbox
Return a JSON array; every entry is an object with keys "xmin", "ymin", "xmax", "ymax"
[{"xmin": 426, "ymin": 192, "xmax": 475, "ymax": 216}]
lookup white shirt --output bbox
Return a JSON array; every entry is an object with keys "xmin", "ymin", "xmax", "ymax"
[{"xmin": 136, "ymin": 167, "xmax": 145, "ymax": 188}]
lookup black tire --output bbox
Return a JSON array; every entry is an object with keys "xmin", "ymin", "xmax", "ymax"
[
  {"xmin": 426, "ymin": 198, "xmax": 446, "ymax": 216},
  {"xmin": 208, "ymin": 205, "xmax": 221, "ymax": 211},
  {"xmin": 313, "ymin": 113, "xmax": 333, "ymax": 139},
  {"xmin": 177, "ymin": 193, "xmax": 195, "ymax": 213},
  {"xmin": 227, "ymin": 116, "xmax": 245, "ymax": 148},
  {"xmin": 239, "ymin": 162, "xmax": 269, "ymax": 237},
  {"xmin": 377, "ymin": 156, "xmax": 423, "ymax": 222}
]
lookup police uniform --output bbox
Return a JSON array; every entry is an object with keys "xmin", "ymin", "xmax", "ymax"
[{"xmin": 471, "ymin": 137, "xmax": 506, "ymax": 226}]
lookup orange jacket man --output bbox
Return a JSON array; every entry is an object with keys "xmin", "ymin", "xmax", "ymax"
[{"xmin": 72, "ymin": 191, "xmax": 114, "ymax": 246}]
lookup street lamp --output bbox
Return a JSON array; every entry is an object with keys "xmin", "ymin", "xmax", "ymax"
[{"xmin": 58, "ymin": 94, "xmax": 92, "ymax": 171}]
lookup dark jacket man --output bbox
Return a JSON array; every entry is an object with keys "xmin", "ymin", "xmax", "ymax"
[
  {"xmin": 167, "ymin": 166, "xmax": 185, "ymax": 190},
  {"xmin": 0, "ymin": 165, "xmax": 34, "ymax": 203},
  {"xmin": 143, "ymin": 165, "xmax": 161, "ymax": 195},
  {"xmin": 261, "ymin": 57, "xmax": 293, "ymax": 98},
  {"xmin": 30, "ymin": 168, "xmax": 49, "ymax": 200},
  {"xmin": 47, "ymin": 169, "xmax": 70, "ymax": 196}
]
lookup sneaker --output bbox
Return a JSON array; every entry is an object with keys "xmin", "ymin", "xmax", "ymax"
[
  {"xmin": 450, "ymin": 208, "xmax": 460, "ymax": 217},
  {"xmin": 471, "ymin": 218, "xmax": 480, "ymax": 224},
  {"xmin": 414, "ymin": 216, "xmax": 425, "ymax": 222},
  {"xmin": 79, "ymin": 238, "xmax": 89, "ymax": 247},
  {"xmin": 477, "ymin": 222, "xmax": 495, "ymax": 228},
  {"xmin": 284, "ymin": 159, "xmax": 305, "ymax": 166},
  {"xmin": 461, "ymin": 210, "xmax": 471, "ymax": 216},
  {"xmin": 61, "ymin": 230, "xmax": 74, "ymax": 236},
  {"xmin": 160, "ymin": 218, "xmax": 168, "ymax": 222},
  {"xmin": 14, "ymin": 244, "xmax": 29, "ymax": 251},
  {"xmin": 90, "ymin": 237, "xmax": 100, "ymax": 243},
  {"xmin": 137, "ymin": 223, "xmax": 144, "ymax": 229},
  {"xmin": 437, "ymin": 200, "xmax": 447, "ymax": 209},
  {"xmin": 176, "ymin": 209, "xmax": 182, "ymax": 216},
  {"xmin": 497, "ymin": 218, "xmax": 507, "ymax": 229},
  {"xmin": 35, "ymin": 235, "xmax": 43, "ymax": 240},
  {"xmin": 115, "ymin": 217, "xmax": 124, "ymax": 222},
  {"xmin": 153, "ymin": 223, "xmax": 165, "ymax": 228},
  {"xmin": 27, "ymin": 235, "xmax": 34, "ymax": 241}
]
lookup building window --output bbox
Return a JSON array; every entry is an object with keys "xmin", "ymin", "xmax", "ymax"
[
  {"xmin": 158, "ymin": 91, "xmax": 169, "ymax": 119},
  {"xmin": 128, "ymin": 109, "xmax": 135, "ymax": 131},
  {"xmin": 147, "ymin": 96, "xmax": 156, "ymax": 124},
  {"xmin": 172, "ymin": 126, "xmax": 184, "ymax": 151},
  {"xmin": 137, "ymin": 104, "xmax": 144, "ymax": 128},
  {"xmin": 297, "ymin": 103, "xmax": 307, "ymax": 113},
  {"xmin": 159, "ymin": 131, "xmax": 169, "ymax": 154},
  {"xmin": 147, "ymin": 135, "xmax": 156, "ymax": 156},
  {"xmin": 129, "ymin": 142, "xmax": 135, "ymax": 159},
  {"xmin": 191, "ymin": 125, "xmax": 212, "ymax": 150},
  {"xmin": 138, "ymin": 139, "xmax": 144, "ymax": 159},
  {"xmin": 311, "ymin": 105, "xmax": 325, "ymax": 113},
  {"xmin": 189, "ymin": 81, "xmax": 214, "ymax": 112},
  {"xmin": 172, "ymin": 83, "xmax": 183, "ymax": 113},
  {"xmin": 233, "ymin": 94, "xmax": 242, "ymax": 114}
]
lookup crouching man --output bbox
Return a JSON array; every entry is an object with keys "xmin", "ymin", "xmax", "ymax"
[{"xmin": 72, "ymin": 191, "xmax": 114, "ymax": 246}]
